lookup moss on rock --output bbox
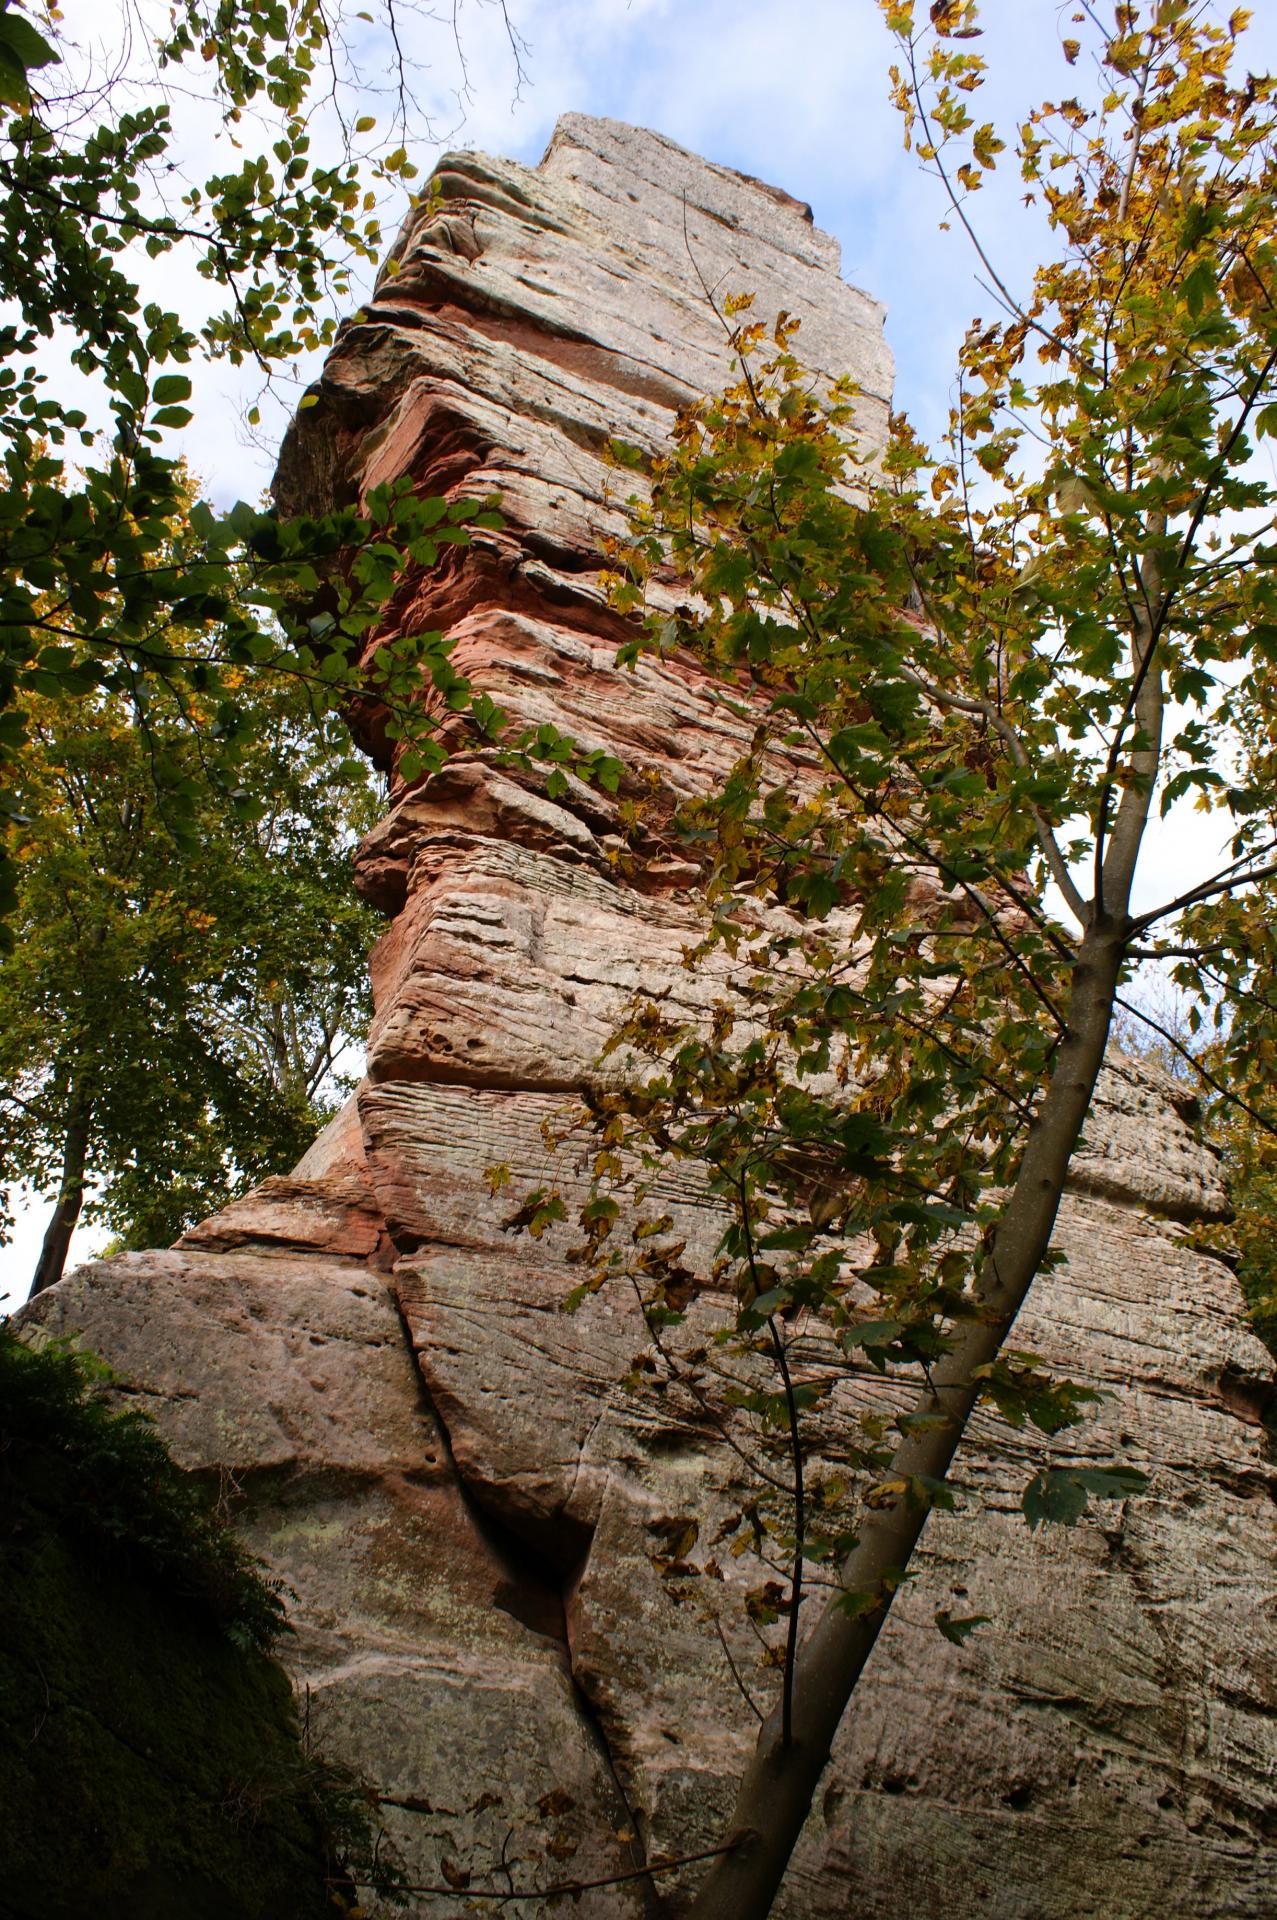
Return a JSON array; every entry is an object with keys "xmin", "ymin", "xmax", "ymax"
[{"xmin": 0, "ymin": 1330, "xmax": 345, "ymax": 1920}]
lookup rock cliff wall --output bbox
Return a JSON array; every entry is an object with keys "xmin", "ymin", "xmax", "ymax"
[{"xmin": 23, "ymin": 117, "xmax": 1277, "ymax": 1917}]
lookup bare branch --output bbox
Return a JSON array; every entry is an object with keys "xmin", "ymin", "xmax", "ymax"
[{"xmin": 347, "ymin": 1840, "xmax": 741, "ymax": 1904}]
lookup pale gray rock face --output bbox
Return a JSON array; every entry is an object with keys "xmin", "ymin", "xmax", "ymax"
[{"xmin": 22, "ymin": 115, "xmax": 1277, "ymax": 1918}]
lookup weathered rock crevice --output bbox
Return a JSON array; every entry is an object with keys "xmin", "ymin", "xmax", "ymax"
[
  {"xmin": 390, "ymin": 1255, "xmax": 668, "ymax": 1910},
  {"xmin": 387, "ymin": 1267, "xmax": 593, "ymax": 1578}
]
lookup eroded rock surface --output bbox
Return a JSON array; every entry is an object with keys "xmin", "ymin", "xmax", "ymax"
[{"xmin": 23, "ymin": 116, "xmax": 1277, "ymax": 1916}]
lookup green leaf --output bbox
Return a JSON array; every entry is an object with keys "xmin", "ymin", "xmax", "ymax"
[
  {"xmin": 834, "ymin": 1587, "xmax": 882, "ymax": 1621},
  {"xmin": 0, "ymin": 9, "xmax": 58, "ymax": 73},
  {"xmin": 152, "ymin": 374, "xmax": 193, "ymax": 405},
  {"xmin": 1022, "ymin": 1465, "xmax": 1148, "ymax": 1532},
  {"xmin": 935, "ymin": 1610, "xmax": 992, "ymax": 1645},
  {"xmin": 1180, "ymin": 260, "xmax": 1216, "ymax": 320},
  {"xmin": 0, "ymin": 43, "xmax": 29, "ymax": 104}
]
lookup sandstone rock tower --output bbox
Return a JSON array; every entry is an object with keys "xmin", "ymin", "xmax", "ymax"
[{"xmin": 25, "ymin": 117, "xmax": 1277, "ymax": 1917}]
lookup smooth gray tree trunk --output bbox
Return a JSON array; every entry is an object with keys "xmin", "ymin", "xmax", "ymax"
[
  {"xmin": 687, "ymin": 924, "xmax": 1128, "ymax": 1919},
  {"xmin": 30, "ymin": 1096, "xmax": 92, "ymax": 1297}
]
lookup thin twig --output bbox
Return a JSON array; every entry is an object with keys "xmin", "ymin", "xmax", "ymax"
[
  {"xmin": 339, "ymin": 1840, "xmax": 740, "ymax": 1903},
  {"xmin": 1114, "ymin": 993, "xmax": 1277, "ymax": 1136},
  {"xmin": 714, "ymin": 1614, "xmax": 765, "ymax": 1723}
]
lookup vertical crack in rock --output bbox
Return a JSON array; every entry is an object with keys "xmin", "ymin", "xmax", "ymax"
[
  {"xmin": 388, "ymin": 1280, "xmax": 568, "ymax": 1641},
  {"xmin": 560, "ymin": 1590, "xmax": 666, "ymax": 1920},
  {"xmin": 386, "ymin": 1277, "xmax": 662, "ymax": 1910}
]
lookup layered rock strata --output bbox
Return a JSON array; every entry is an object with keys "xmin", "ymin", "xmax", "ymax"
[{"xmin": 23, "ymin": 117, "xmax": 1277, "ymax": 1917}]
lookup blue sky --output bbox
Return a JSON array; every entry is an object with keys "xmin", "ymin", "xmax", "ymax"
[
  {"xmin": 6, "ymin": 0, "xmax": 1277, "ymax": 1296},
  {"xmin": 45, "ymin": 0, "xmax": 1277, "ymax": 500},
  {"xmin": 429, "ymin": 0, "xmax": 1057, "ymax": 453},
  {"xmin": 48, "ymin": 0, "xmax": 1116, "ymax": 486}
]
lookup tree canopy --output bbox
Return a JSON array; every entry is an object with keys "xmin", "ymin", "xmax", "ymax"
[
  {"xmin": 0, "ymin": 0, "xmax": 547, "ymax": 945},
  {"xmin": 1, "ymin": 655, "xmax": 382, "ymax": 1291}
]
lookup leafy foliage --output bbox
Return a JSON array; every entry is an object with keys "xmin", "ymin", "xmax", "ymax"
[
  {"xmin": 1, "ymin": 1317, "xmax": 410, "ymax": 1912},
  {"xmin": 1022, "ymin": 1462, "xmax": 1150, "ymax": 1532},
  {"xmin": 594, "ymin": 0, "xmax": 1277, "ymax": 1578},
  {"xmin": 0, "ymin": 657, "xmax": 382, "ymax": 1268},
  {"xmin": 0, "ymin": 1322, "xmax": 283, "ymax": 1644},
  {"xmin": 0, "ymin": 0, "xmax": 546, "ymax": 946}
]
